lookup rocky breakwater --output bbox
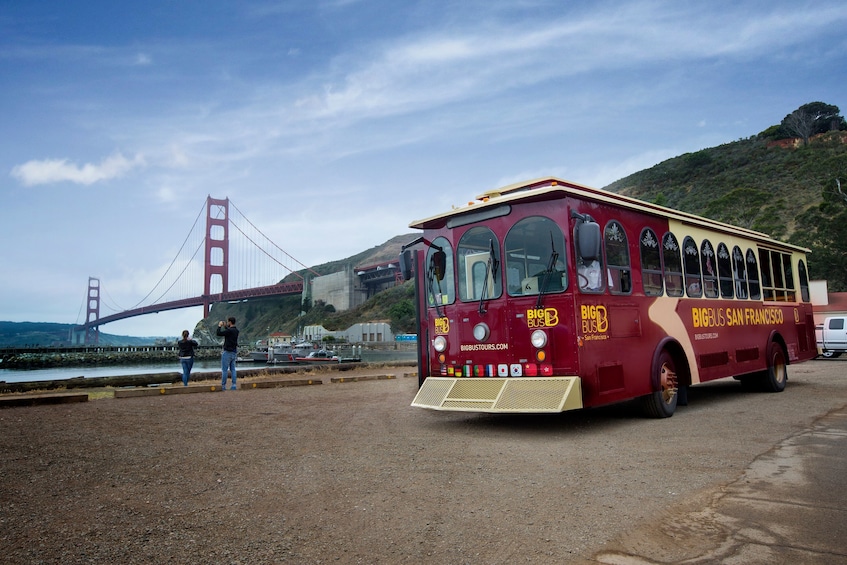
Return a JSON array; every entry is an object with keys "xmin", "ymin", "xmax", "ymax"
[{"xmin": 0, "ymin": 346, "xmax": 226, "ymax": 370}]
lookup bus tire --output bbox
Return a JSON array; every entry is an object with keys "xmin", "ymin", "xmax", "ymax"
[
  {"xmin": 820, "ymin": 351, "xmax": 841, "ymax": 359},
  {"xmin": 761, "ymin": 341, "xmax": 788, "ymax": 393},
  {"xmin": 641, "ymin": 349, "xmax": 678, "ymax": 418}
]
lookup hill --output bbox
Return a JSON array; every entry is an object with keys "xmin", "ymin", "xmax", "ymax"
[
  {"xmin": 200, "ymin": 234, "xmax": 420, "ymax": 345},
  {"xmin": 604, "ymin": 130, "xmax": 847, "ymax": 289},
  {"xmin": 0, "ymin": 321, "xmax": 168, "ymax": 348}
]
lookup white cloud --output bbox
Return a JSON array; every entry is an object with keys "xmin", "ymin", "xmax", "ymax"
[{"xmin": 11, "ymin": 152, "xmax": 146, "ymax": 186}]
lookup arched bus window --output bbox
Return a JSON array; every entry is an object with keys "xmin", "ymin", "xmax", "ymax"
[
  {"xmin": 662, "ymin": 232, "xmax": 684, "ymax": 297},
  {"xmin": 732, "ymin": 246, "xmax": 748, "ymax": 299},
  {"xmin": 746, "ymin": 249, "xmax": 761, "ymax": 300},
  {"xmin": 457, "ymin": 226, "xmax": 502, "ymax": 301},
  {"xmin": 717, "ymin": 243, "xmax": 734, "ymax": 298},
  {"xmin": 574, "ymin": 219, "xmax": 605, "ymax": 294},
  {"xmin": 504, "ymin": 216, "xmax": 567, "ymax": 296},
  {"xmin": 639, "ymin": 228, "xmax": 663, "ymax": 296},
  {"xmin": 426, "ymin": 236, "xmax": 455, "ymax": 307},
  {"xmin": 700, "ymin": 240, "xmax": 719, "ymax": 298},
  {"xmin": 604, "ymin": 221, "xmax": 631, "ymax": 295},
  {"xmin": 682, "ymin": 236, "xmax": 702, "ymax": 297},
  {"xmin": 799, "ymin": 260, "xmax": 810, "ymax": 302}
]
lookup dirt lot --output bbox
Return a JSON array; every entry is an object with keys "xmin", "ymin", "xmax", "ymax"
[{"xmin": 1, "ymin": 360, "xmax": 846, "ymax": 564}]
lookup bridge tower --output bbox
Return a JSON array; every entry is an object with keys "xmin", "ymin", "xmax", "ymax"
[
  {"xmin": 203, "ymin": 196, "xmax": 230, "ymax": 318},
  {"xmin": 86, "ymin": 277, "xmax": 101, "ymax": 344}
]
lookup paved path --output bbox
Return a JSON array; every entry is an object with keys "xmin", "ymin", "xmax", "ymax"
[{"xmin": 593, "ymin": 404, "xmax": 847, "ymax": 564}]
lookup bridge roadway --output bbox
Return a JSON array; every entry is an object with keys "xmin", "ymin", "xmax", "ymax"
[{"xmin": 79, "ymin": 280, "xmax": 303, "ymax": 329}]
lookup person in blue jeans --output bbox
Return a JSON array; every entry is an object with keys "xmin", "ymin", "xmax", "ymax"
[
  {"xmin": 216, "ymin": 317, "xmax": 239, "ymax": 390},
  {"xmin": 177, "ymin": 330, "xmax": 199, "ymax": 386}
]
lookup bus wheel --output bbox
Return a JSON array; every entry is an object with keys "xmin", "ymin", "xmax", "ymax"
[
  {"xmin": 820, "ymin": 351, "xmax": 841, "ymax": 359},
  {"xmin": 641, "ymin": 350, "xmax": 678, "ymax": 418},
  {"xmin": 761, "ymin": 341, "xmax": 787, "ymax": 393}
]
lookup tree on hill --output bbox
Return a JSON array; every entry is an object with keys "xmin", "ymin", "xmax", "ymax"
[{"xmin": 780, "ymin": 102, "xmax": 846, "ymax": 146}]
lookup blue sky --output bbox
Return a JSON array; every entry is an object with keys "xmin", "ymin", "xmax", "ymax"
[{"xmin": 2, "ymin": 0, "xmax": 846, "ymax": 338}]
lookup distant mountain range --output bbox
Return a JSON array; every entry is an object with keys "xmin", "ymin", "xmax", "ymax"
[{"xmin": 0, "ymin": 321, "xmax": 165, "ymax": 348}]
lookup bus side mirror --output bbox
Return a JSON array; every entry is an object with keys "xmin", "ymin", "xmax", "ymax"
[
  {"xmin": 577, "ymin": 221, "xmax": 601, "ymax": 262},
  {"xmin": 431, "ymin": 250, "xmax": 447, "ymax": 281},
  {"xmin": 399, "ymin": 250, "xmax": 414, "ymax": 281}
]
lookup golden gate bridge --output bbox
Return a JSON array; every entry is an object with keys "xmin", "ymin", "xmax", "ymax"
[{"xmin": 77, "ymin": 197, "xmax": 319, "ymax": 344}]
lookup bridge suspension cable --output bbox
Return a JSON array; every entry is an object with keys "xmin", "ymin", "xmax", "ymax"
[{"xmin": 87, "ymin": 196, "xmax": 313, "ymax": 327}]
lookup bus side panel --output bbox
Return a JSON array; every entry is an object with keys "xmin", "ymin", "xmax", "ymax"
[{"xmin": 573, "ymin": 295, "xmax": 656, "ymax": 407}]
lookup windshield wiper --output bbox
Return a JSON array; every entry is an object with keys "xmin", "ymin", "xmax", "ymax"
[
  {"xmin": 428, "ymin": 259, "xmax": 444, "ymax": 317},
  {"xmin": 536, "ymin": 232, "xmax": 559, "ymax": 309},
  {"xmin": 478, "ymin": 239, "xmax": 499, "ymax": 315}
]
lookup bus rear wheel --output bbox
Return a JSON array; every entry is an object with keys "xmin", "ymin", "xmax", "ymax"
[
  {"xmin": 641, "ymin": 350, "xmax": 678, "ymax": 418},
  {"xmin": 761, "ymin": 341, "xmax": 787, "ymax": 393}
]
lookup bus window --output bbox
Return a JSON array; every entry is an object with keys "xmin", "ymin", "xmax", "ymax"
[
  {"xmin": 799, "ymin": 260, "xmax": 810, "ymax": 302},
  {"xmin": 426, "ymin": 237, "xmax": 455, "ymax": 307},
  {"xmin": 759, "ymin": 248, "xmax": 797, "ymax": 302},
  {"xmin": 682, "ymin": 236, "xmax": 702, "ymax": 297},
  {"xmin": 457, "ymin": 227, "xmax": 502, "ymax": 301},
  {"xmin": 732, "ymin": 246, "xmax": 748, "ymax": 299},
  {"xmin": 505, "ymin": 217, "xmax": 567, "ymax": 296},
  {"xmin": 604, "ymin": 221, "xmax": 631, "ymax": 295},
  {"xmin": 746, "ymin": 249, "xmax": 761, "ymax": 300},
  {"xmin": 771, "ymin": 251, "xmax": 785, "ymax": 296},
  {"xmin": 759, "ymin": 249, "xmax": 774, "ymax": 300},
  {"xmin": 575, "ymin": 218, "xmax": 604, "ymax": 293},
  {"xmin": 783, "ymin": 254, "xmax": 795, "ymax": 302},
  {"xmin": 717, "ymin": 243, "xmax": 734, "ymax": 298},
  {"xmin": 640, "ymin": 228, "xmax": 663, "ymax": 296},
  {"xmin": 662, "ymin": 233, "xmax": 684, "ymax": 297},
  {"xmin": 700, "ymin": 240, "xmax": 718, "ymax": 298}
]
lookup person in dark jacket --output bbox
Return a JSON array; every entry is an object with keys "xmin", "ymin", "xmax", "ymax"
[
  {"xmin": 177, "ymin": 330, "xmax": 199, "ymax": 386},
  {"xmin": 216, "ymin": 317, "xmax": 239, "ymax": 390}
]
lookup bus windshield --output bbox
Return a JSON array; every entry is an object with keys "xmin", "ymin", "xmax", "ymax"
[{"xmin": 505, "ymin": 216, "xmax": 567, "ymax": 297}]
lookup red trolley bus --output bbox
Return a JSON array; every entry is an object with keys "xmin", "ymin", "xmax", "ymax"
[{"xmin": 400, "ymin": 177, "xmax": 817, "ymax": 417}]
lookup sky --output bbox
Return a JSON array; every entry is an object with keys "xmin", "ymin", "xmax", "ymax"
[{"xmin": 2, "ymin": 0, "xmax": 846, "ymax": 338}]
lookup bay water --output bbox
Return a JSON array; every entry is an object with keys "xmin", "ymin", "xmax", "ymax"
[{"xmin": 0, "ymin": 359, "xmax": 228, "ymax": 384}]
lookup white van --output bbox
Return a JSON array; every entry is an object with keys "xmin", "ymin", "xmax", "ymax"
[{"xmin": 817, "ymin": 316, "xmax": 847, "ymax": 358}]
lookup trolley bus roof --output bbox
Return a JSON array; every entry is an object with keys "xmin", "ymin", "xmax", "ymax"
[{"xmin": 409, "ymin": 177, "xmax": 810, "ymax": 253}]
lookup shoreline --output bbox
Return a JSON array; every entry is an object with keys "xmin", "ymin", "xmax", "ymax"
[{"xmin": 0, "ymin": 360, "xmax": 417, "ymax": 395}]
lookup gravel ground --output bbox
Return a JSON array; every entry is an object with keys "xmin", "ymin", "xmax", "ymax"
[{"xmin": 1, "ymin": 360, "xmax": 845, "ymax": 564}]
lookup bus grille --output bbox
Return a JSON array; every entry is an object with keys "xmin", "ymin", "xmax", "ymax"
[{"xmin": 411, "ymin": 377, "xmax": 582, "ymax": 413}]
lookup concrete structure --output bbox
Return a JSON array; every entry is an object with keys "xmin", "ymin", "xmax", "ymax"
[
  {"xmin": 310, "ymin": 261, "xmax": 403, "ymax": 313},
  {"xmin": 302, "ymin": 322, "xmax": 394, "ymax": 345},
  {"xmin": 310, "ymin": 268, "xmax": 365, "ymax": 312}
]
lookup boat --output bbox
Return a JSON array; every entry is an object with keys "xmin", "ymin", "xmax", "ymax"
[
  {"xmin": 247, "ymin": 348, "xmax": 270, "ymax": 362},
  {"xmin": 294, "ymin": 349, "xmax": 362, "ymax": 365},
  {"xmin": 295, "ymin": 350, "xmax": 340, "ymax": 364}
]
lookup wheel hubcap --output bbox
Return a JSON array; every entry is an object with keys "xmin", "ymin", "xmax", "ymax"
[{"xmin": 660, "ymin": 362, "xmax": 678, "ymax": 404}]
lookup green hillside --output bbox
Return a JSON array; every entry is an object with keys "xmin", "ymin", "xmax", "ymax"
[{"xmin": 604, "ymin": 130, "xmax": 847, "ymax": 290}]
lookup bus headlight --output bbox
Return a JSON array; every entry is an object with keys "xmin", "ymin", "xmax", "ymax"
[
  {"xmin": 473, "ymin": 322, "xmax": 490, "ymax": 342},
  {"xmin": 433, "ymin": 335, "xmax": 448, "ymax": 352},
  {"xmin": 530, "ymin": 329, "xmax": 548, "ymax": 348}
]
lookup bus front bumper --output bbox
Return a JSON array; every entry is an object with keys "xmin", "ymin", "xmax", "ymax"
[{"xmin": 411, "ymin": 376, "xmax": 583, "ymax": 413}]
